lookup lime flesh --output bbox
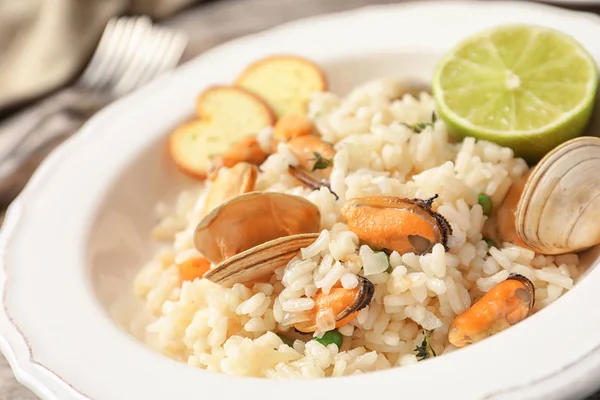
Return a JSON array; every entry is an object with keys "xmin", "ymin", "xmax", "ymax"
[{"xmin": 432, "ymin": 24, "xmax": 598, "ymax": 163}]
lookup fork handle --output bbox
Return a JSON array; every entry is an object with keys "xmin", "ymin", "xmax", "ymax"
[
  {"xmin": 0, "ymin": 88, "xmax": 109, "ymax": 185},
  {"xmin": 0, "ymin": 114, "xmax": 83, "ymax": 209},
  {"xmin": 0, "ymin": 89, "xmax": 78, "ymax": 164}
]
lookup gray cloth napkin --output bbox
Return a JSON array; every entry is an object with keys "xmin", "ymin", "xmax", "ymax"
[{"xmin": 0, "ymin": 0, "xmax": 196, "ymax": 111}]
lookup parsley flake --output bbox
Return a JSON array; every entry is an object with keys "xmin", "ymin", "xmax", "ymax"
[
  {"xmin": 414, "ymin": 329, "xmax": 437, "ymax": 361},
  {"xmin": 310, "ymin": 151, "xmax": 333, "ymax": 171},
  {"xmin": 402, "ymin": 112, "xmax": 437, "ymax": 133}
]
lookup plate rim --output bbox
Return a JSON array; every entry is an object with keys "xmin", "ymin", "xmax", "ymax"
[{"xmin": 535, "ymin": 0, "xmax": 600, "ymax": 5}]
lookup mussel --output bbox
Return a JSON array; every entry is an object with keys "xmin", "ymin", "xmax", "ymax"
[
  {"xmin": 448, "ymin": 274, "xmax": 535, "ymax": 347},
  {"xmin": 498, "ymin": 136, "xmax": 600, "ymax": 255},
  {"xmin": 207, "ymin": 136, "xmax": 269, "ymax": 180},
  {"xmin": 202, "ymin": 162, "xmax": 258, "ymax": 215},
  {"xmin": 178, "ymin": 257, "xmax": 212, "ymax": 282},
  {"xmin": 294, "ymin": 276, "xmax": 374, "ymax": 333},
  {"xmin": 341, "ymin": 195, "xmax": 452, "ymax": 255},
  {"xmin": 194, "ymin": 192, "xmax": 321, "ymax": 286},
  {"xmin": 287, "ymin": 135, "xmax": 335, "ymax": 178},
  {"xmin": 286, "ymin": 134, "xmax": 337, "ymax": 198},
  {"xmin": 273, "ymin": 114, "xmax": 315, "ymax": 145},
  {"xmin": 497, "ymin": 172, "xmax": 531, "ymax": 250}
]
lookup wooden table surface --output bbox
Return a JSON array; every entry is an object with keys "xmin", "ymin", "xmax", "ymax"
[{"xmin": 1, "ymin": 0, "xmax": 599, "ymax": 398}]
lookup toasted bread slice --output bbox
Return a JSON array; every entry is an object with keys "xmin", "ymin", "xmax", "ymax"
[
  {"xmin": 170, "ymin": 86, "xmax": 275, "ymax": 179},
  {"xmin": 235, "ymin": 55, "xmax": 327, "ymax": 117}
]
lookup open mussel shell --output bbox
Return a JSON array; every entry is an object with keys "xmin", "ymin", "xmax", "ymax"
[
  {"xmin": 203, "ymin": 233, "xmax": 320, "ymax": 287},
  {"xmin": 194, "ymin": 192, "xmax": 321, "ymax": 263},
  {"xmin": 515, "ymin": 136, "xmax": 600, "ymax": 255},
  {"xmin": 293, "ymin": 275, "xmax": 374, "ymax": 333}
]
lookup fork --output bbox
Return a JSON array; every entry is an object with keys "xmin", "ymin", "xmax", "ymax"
[{"xmin": 0, "ymin": 15, "xmax": 188, "ymax": 206}]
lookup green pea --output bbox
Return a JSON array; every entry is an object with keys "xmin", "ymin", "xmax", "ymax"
[
  {"xmin": 314, "ymin": 329, "xmax": 343, "ymax": 349},
  {"xmin": 478, "ymin": 193, "xmax": 493, "ymax": 216},
  {"xmin": 277, "ymin": 333, "xmax": 294, "ymax": 347}
]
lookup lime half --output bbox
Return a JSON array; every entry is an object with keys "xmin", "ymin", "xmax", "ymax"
[{"xmin": 432, "ymin": 24, "xmax": 598, "ymax": 162}]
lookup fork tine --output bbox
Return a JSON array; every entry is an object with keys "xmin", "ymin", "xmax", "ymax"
[
  {"xmin": 136, "ymin": 30, "xmax": 182, "ymax": 87},
  {"xmin": 112, "ymin": 29, "xmax": 167, "ymax": 96},
  {"xmin": 77, "ymin": 18, "xmax": 121, "ymax": 89},
  {"xmin": 152, "ymin": 30, "xmax": 188, "ymax": 76},
  {"xmin": 79, "ymin": 16, "xmax": 150, "ymax": 92},
  {"xmin": 98, "ymin": 16, "xmax": 152, "ymax": 91},
  {"xmin": 113, "ymin": 26, "xmax": 166, "ymax": 95},
  {"xmin": 78, "ymin": 15, "xmax": 187, "ymax": 96},
  {"xmin": 78, "ymin": 16, "xmax": 135, "ymax": 91},
  {"xmin": 113, "ymin": 28, "xmax": 187, "ymax": 96}
]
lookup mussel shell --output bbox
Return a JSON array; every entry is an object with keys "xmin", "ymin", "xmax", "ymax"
[
  {"xmin": 288, "ymin": 165, "xmax": 338, "ymax": 199},
  {"xmin": 194, "ymin": 192, "xmax": 321, "ymax": 263},
  {"xmin": 516, "ymin": 136, "xmax": 600, "ymax": 255},
  {"xmin": 203, "ymin": 233, "xmax": 320, "ymax": 287},
  {"xmin": 340, "ymin": 275, "xmax": 374, "ymax": 318},
  {"xmin": 507, "ymin": 273, "xmax": 535, "ymax": 311}
]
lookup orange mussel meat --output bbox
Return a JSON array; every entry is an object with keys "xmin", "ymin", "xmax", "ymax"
[
  {"xmin": 341, "ymin": 195, "xmax": 451, "ymax": 255},
  {"xmin": 294, "ymin": 275, "xmax": 374, "ymax": 333},
  {"xmin": 448, "ymin": 273, "xmax": 535, "ymax": 348}
]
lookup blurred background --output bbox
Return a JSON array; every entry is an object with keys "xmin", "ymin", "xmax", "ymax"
[{"xmin": 0, "ymin": 0, "xmax": 598, "ymax": 398}]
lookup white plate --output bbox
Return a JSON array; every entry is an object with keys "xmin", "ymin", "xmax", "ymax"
[
  {"xmin": 537, "ymin": 0, "xmax": 600, "ymax": 5},
  {"xmin": 2, "ymin": 1, "xmax": 600, "ymax": 399}
]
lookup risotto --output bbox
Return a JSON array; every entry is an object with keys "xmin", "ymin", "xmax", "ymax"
[{"xmin": 132, "ymin": 77, "xmax": 581, "ymax": 378}]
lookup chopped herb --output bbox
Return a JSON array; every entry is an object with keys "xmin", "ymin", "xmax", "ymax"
[
  {"xmin": 375, "ymin": 250, "xmax": 392, "ymax": 273},
  {"xmin": 483, "ymin": 237, "xmax": 496, "ymax": 249},
  {"xmin": 402, "ymin": 112, "xmax": 437, "ymax": 133},
  {"xmin": 309, "ymin": 151, "xmax": 333, "ymax": 171},
  {"xmin": 414, "ymin": 329, "xmax": 436, "ymax": 361},
  {"xmin": 277, "ymin": 333, "xmax": 295, "ymax": 347},
  {"xmin": 478, "ymin": 193, "xmax": 493, "ymax": 216},
  {"xmin": 314, "ymin": 329, "xmax": 343, "ymax": 349}
]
